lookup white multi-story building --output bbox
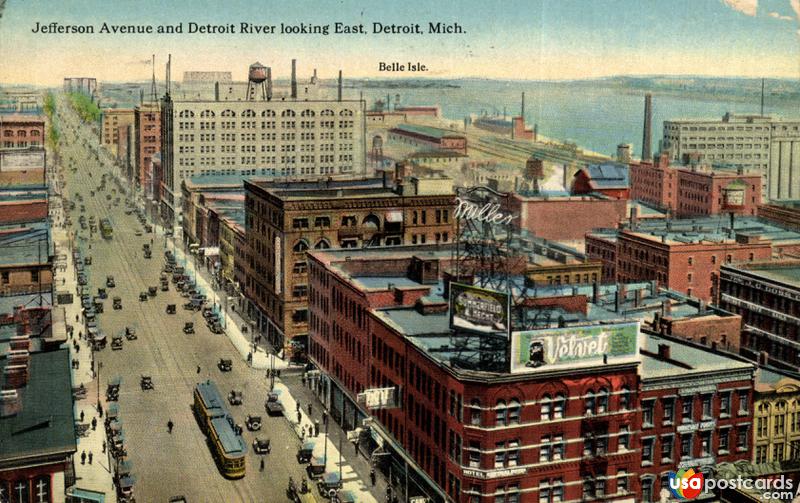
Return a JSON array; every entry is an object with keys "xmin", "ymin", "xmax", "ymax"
[
  {"xmin": 662, "ymin": 113, "xmax": 800, "ymax": 201},
  {"xmin": 160, "ymin": 96, "xmax": 368, "ymax": 224}
]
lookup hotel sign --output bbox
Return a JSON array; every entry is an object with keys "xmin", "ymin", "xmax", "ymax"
[
  {"xmin": 510, "ymin": 322, "xmax": 640, "ymax": 373},
  {"xmin": 450, "ymin": 283, "xmax": 509, "ymax": 334},
  {"xmin": 721, "ymin": 294, "xmax": 800, "ymax": 325},
  {"xmin": 462, "ymin": 467, "xmax": 527, "ymax": 480},
  {"xmin": 357, "ymin": 387, "xmax": 398, "ymax": 409},
  {"xmin": 723, "ymin": 272, "xmax": 800, "ymax": 302}
]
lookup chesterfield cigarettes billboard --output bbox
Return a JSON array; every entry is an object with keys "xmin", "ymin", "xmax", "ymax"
[
  {"xmin": 450, "ymin": 283, "xmax": 509, "ymax": 334},
  {"xmin": 510, "ymin": 322, "xmax": 640, "ymax": 372}
]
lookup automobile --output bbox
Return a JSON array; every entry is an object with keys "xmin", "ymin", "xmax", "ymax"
[
  {"xmin": 84, "ymin": 256, "xmax": 92, "ymax": 265},
  {"xmin": 105, "ymin": 194, "xmax": 111, "ymax": 201},
  {"xmin": 168, "ymin": 497, "xmax": 187, "ymax": 503},
  {"xmin": 208, "ymin": 321, "xmax": 225, "ymax": 334},
  {"xmin": 134, "ymin": 230, "xmax": 142, "ymax": 236},
  {"xmin": 228, "ymin": 390, "xmax": 243, "ymax": 406},
  {"xmin": 140, "ymin": 375, "xmax": 153, "ymax": 390},
  {"xmin": 218, "ymin": 358, "xmax": 232, "ymax": 372},
  {"xmin": 145, "ymin": 224, "xmax": 153, "ymax": 233},
  {"xmin": 124, "ymin": 327, "xmax": 137, "ymax": 340},
  {"xmin": 165, "ymin": 229, "xmax": 174, "ymax": 237},
  {"xmin": 106, "ymin": 275, "xmax": 115, "ymax": 288},
  {"xmin": 106, "ymin": 377, "xmax": 121, "ymax": 402},
  {"xmin": 160, "ymin": 281, "xmax": 169, "ymax": 292},
  {"xmin": 113, "ymin": 296, "xmax": 122, "ymax": 310},
  {"xmin": 265, "ymin": 391, "xmax": 285, "ymax": 416},
  {"xmin": 297, "ymin": 440, "xmax": 316, "ymax": 464},
  {"xmin": 183, "ymin": 322, "xmax": 194, "ymax": 334},
  {"xmin": 77, "ymin": 274, "xmax": 87, "ymax": 286},
  {"xmin": 124, "ymin": 209, "xmax": 133, "ymax": 215},
  {"xmin": 111, "ymin": 335, "xmax": 123, "ymax": 351},
  {"xmin": 143, "ymin": 243, "xmax": 150, "ymax": 252},
  {"xmin": 245, "ymin": 414, "xmax": 262, "ymax": 431},
  {"xmin": 252, "ymin": 437, "xmax": 271, "ymax": 455},
  {"xmin": 139, "ymin": 292, "xmax": 147, "ymax": 302},
  {"xmin": 147, "ymin": 286, "xmax": 157, "ymax": 297},
  {"xmin": 144, "ymin": 249, "xmax": 152, "ymax": 259},
  {"xmin": 93, "ymin": 298, "xmax": 104, "ymax": 313},
  {"xmin": 166, "ymin": 304, "xmax": 176, "ymax": 314},
  {"xmin": 97, "ymin": 287, "xmax": 107, "ymax": 299}
]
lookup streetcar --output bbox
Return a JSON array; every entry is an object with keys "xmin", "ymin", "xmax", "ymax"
[
  {"xmin": 100, "ymin": 218, "xmax": 113, "ymax": 239},
  {"xmin": 193, "ymin": 380, "xmax": 247, "ymax": 478}
]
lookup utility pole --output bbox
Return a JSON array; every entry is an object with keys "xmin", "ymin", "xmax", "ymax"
[{"xmin": 323, "ymin": 417, "xmax": 329, "ymax": 471}]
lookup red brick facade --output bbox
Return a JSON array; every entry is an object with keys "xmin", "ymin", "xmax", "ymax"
[
  {"xmin": 0, "ymin": 115, "xmax": 45, "ymax": 149},
  {"xmin": 630, "ymin": 160, "xmax": 675, "ymax": 211},
  {"xmin": 134, "ymin": 103, "xmax": 161, "ymax": 197},
  {"xmin": 508, "ymin": 195, "xmax": 628, "ymax": 241}
]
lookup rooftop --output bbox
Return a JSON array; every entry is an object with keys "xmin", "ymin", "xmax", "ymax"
[
  {"xmin": 722, "ymin": 260, "xmax": 800, "ymax": 287},
  {"xmin": 391, "ymin": 123, "xmax": 463, "ymax": 140},
  {"xmin": 0, "ymin": 348, "xmax": 77, "ymax": 463},
  {"xmin": 581, "ymin": 163, "xmax": 630, "ymax": 189},
  {"xmin": 640, "ymin": 333, "xmax": 753, "ymax": 379},
  {"xmin": 0, "ymin": 221, "xmax": 52, "ymax": 266},
  {"xmin": 0, "ymin": 114, "xmax": 45, "ymax": 124}
]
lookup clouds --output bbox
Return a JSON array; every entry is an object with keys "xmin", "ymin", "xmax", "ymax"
[{"xmin": 721, "ymin": 0, "xmax": 758, "ymax": 16}]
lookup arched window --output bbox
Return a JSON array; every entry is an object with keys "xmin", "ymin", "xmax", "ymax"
[
  {"xmin": 470, "ymin": 398, "xmax": 481, "ymax": 425},
  {"xmin": 321, "ymin": 109, "xmax": 335, "ymax": 117},
  {"xmin": 281, "ymin": 109, "xmax": 296, "ymax": 117},
  {"xmin": 261, "ymin": 110, "xmax": 276, "ymax": 117},
  {"xmin": 540, "ymin": 395, "xmax": 552, "ymax": 420},
  {"xmin": 495, "ymin": 399, "xmax": 507, "ymax": 425},
  {"xmin": 314, "ymin": 239, "xmax": 330, "ymax": 250},
  {"xmin": 18, "ymin": 130, "xmax": 26, "ymax": 137},
  {"xmin": 553, "ymin": 393, "xmax": 566, "ymax": 419},
  {"xmin": 30, "ymin": 130, "xmax": 40, "ymax": 136},
  {"xmin": 362, "ymin": 214, "xmax": 381, "ymax": 230},
  {"xmin": 508, "ymin": 398, "xmax": 521, "ymax": 424},
  {"xmin": 200, "ymin": 110, "xmax": 215, "ymax": 118},
  {"xmin": 339, "ymin": 109, "xmax": 354, "ymax": 116},
  {"xmin": 242, "ymin": 109, "xmax": 256, "ymax": 117},
  {"xmin": 178, "ymin": 110, "xmax": 195, "ymax": 118},
  {"xmin": 33, "ymin": 476, "xmax": 50, "ymax": 503},
  {"xmin": 597, "ymin": 388, "xmax": 609, "ymax": 414},
  {"xmin": 584, "ymin": 391, "xmax": 596, "ymax": 416},
  {"xmin": 293, "ymin": 239, "xmax": 309, "ymax": 252},
  {"xmin": 221, "ymin": 109, "xmax": 236, "ymax": 117},
  {"xmin": 619, "ymin": 386, "xmax": 631, "ymax": 411},
  {"xmin": 301, "ymin": 109, "xmax": 316, "ymax": 117}
]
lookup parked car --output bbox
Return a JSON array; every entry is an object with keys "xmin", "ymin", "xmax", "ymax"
[
  {"xmin": 218, "ymin": 359, "xmax": 232, "ymax": 372},
  {"xmin": 106, "ymin": 275, "xmax": 115, "ymax": 288}
]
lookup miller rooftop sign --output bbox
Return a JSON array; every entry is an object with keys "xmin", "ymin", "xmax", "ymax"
[{"xmin": 454, "ymin": 197, "xmax": 516, "ymax": 226}]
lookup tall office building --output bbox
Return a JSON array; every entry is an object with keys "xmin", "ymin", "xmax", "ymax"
[{"xmin": 662, "ymin": 113, "xmax": 800, "ymax": 201}]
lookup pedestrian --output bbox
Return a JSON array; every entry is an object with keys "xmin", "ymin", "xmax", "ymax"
[
  {"xmin": 80, "ymin": 410, "xmax": 84, "ymax": 422},
  {"xmin": 297, "ymin": 410, "xmax": 302, "ymax": 425},
  {"xmin": 80, "ymin": 450, "xmax": 86, "ymax": 464},
  {"xmin": 91, "ymin": 417, "xmax": 97, "ymax": 430},
  {"xmin": 322, "ymin": 411, "xmax": 328, "ymax": 425},
  {"xmin": 88, "ymin": 452, "xmax": 93, "ymax": 464},
  {"xmin": 370, "ymin": 469, "xmax": 376, "ymax": 486},
  {"xmin": 308, "ymin": 403, "xmax": 313, "ymax": 416},
  {"xmin": 197, "ymin": 365, "xmax": 201, "ymax": 374},
  {"xmin": 301, "ymin": 373, "xmax": 307, "ymax": 386},
  {"xmin": 98, "ymin": 403, "xmax": 103, "ymax": 417},
  {"xmin": 296, "ymin": 402, "xmax": 300, "ymax": 413},
  {"xmin": 75, "ymin": 314, "xmax": 79, "ymax": 322},
  {"xmin": 260, "ymin": 457, "xmax": 265, "ymax": 472},
  {"xmin": 167, "ymin": 419, "xmax": 174, "ymax": 433},
  {"xmin": 354, "ymin": 440, "xmax": 358, "ymax": 456},
  {"xmin": 277, "ymin": 369, "xmax": 281, "ymax": 378},
  {"xmin": 102, "ymin": 440, "xmax": 106, "ymax": 453}
]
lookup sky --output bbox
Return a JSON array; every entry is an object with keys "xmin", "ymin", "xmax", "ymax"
[{"xmin": 1, "ymin": 0, "xmax": 800, "ymax": 85}]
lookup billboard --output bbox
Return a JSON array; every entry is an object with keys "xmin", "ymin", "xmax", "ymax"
[
  {"xmin": 449, "ymin": 283, "xmax": 509, "ymax": 334},
  {"xmin": 722, "ymin": 180, "xmax": 747, "ymax": 209},
  {"xmin": 0, "ymin": 149, "xmax": 46, "ymax": 172},
  {"xmin": 510, "ymin": 322, "xmax": 640, "ymax": 373},
  {"xmin": 357, "ymin": 387, "xmax": 398, "ymax": 409}
]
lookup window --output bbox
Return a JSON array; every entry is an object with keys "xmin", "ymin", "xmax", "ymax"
[
  {"xmin": 756, "ymin": 445, "xmax": 768, "ymax": 464},
  {"xmin": 700, "ymin": 431, "xmax": 711, "ymax": 456},
  {"xmin": 292, "ymin": 218, "xmax": 309, "ymax": 229},
  {"xmin": 682, "ymin": 397, "xmax": 693, "ymax": 423},
  {"xmin": 617, "ymin": 470, "xmax": 628, "ymax": 494},
  {"xmin": 643, "ymin": 400, "xmax": 655, "ymax": 427},
  {"xmin": 540, "ymin": 395, "xmax": 552, "ymax": 420},
  {"xmin": 292, "ymin": 261, "xmax": 307, "ymax": 274},
  {"xmin": 470, "ymin": 399, "xmax": 481, "ymax": 426},
  {"xmin": 495, "ymin": 400, "xmax": 507, "ymax": 425},
  {"xmin": 661, "ymin": 435, "xmax": 673, "ymax": 462},
  {"xmin": 292, "ymin": 284, "xmax": 308, "ymax": 298},
  {"xmin": 757, "ymin": 416, "xmax": 768, "ymax": 438},
  {"xmin": 292, "ymin": 309, "xmax": 308, "ymax": 323},
  {"xmin": 540, "ymin": 436, "xmax": 551, "ymax": 462},
  {"xmin": 642, "ymin": 477, "xmax": 654, "ymax": 503},
  {"xmin": 584, "ymin": 392, "xmax": 595, "ymax": 415},
  {"xmin": 597, "ymin": 388, "xmax": 609, "ymax": 414},
  {"xmin": 1, "ymin": 271, "xmax": 8, "ymax": 284},
  {"xmin": 553, "ymin": 394, "xmax": 565, "ymax": 419},
  {"xmin": 719, "ymin": 428, "xmax": 729, "ymax": 453},
  {"xmin": 702, "ymin": 394, "xmax": 712, "ymax": 419},
  {"xmin": 314, "ymin": 216, "xmax": 331, "ymax": 228},
  {"xmin": 468, "ymin": 441, "xmax": 481, "ymax": 468},
  {"xmin": 738, "ymin": 391, "xmax": 749, "ymax": 414},
  {"xmin": 293, "ymin": 240, "xmax": 309, "ymax": 252},
  {"xmin": 720, "ymin": 392, "xmax": 731, "ymax": 417},
  {"xmin": 33, "ymin": 476, "xmax": 50, "ymax": 503},
  {"xmin": 681, "ymin": 434, "xmax": 692, "ymax": 458},
  {"xmin": 663, "ymin": 398, "xmax": 674, "ymax": 424},
  {"xmin": 31, "ymin": 270, "xmax": 39, "ymax": 283},
  {"xmin": 619, "ymin": 425, "xmax": 630, "ymax": 451},
  {"xmin": 642, "ymin": 437, "xmax": 654, "ymax": 465},
  {"xmin": 314, "ymin": 239, "xmax": 330, "ymax": 250},
  {"xmin": 619, "ymin": 387, "xmax": 631, "ymax": 410},
  {"xmin": 508, "ymin": 399, "xmax": 521, "ymax": 424}
]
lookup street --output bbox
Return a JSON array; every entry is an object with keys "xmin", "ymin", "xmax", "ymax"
[{"xmin": 55, "ymin": 95, "xmax": 322, "ymax": 502}]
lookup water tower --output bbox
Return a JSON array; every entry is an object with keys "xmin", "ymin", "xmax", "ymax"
[{"xmin": 246, "ymin": 62, "xmax": 270, "ymax": 101}]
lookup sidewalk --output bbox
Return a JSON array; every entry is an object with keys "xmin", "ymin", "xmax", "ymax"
[{"xmin": 52, "ymin": 181, "xmax": 118, "ymax": 501}]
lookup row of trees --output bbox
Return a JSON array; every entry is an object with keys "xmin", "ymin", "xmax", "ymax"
[
  {"xmin": 68, "ymin": 92, "xmax": 101, "ymax": 123},
  {"xmin": 43, "ymin": 92, "xmax": 60, "ymax": 153}
]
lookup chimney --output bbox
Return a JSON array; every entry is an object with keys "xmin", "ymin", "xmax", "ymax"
[
  {"xmin": 657, "ymin": 343, "xmax": 671, "ymax": 360},
  {"xmin": 592, "ymin": 282, "xmax": 599, "ymax": 304},
  {"xmin": 662, "ymin": 299, "xmax": 672, "ymax": 316},
  {"xmin": 558, "ymin": 315, "xmax": 566, "ymax": 328},
  {"xmin": 0, "ymin": 389, "xmax": 21, "ymax": 418},
  {"xmin": 337, "ymin": 70, "xmax": 342, "ymax": 102},
  {"xmin": 698, "ymin": 299, "xmax": 706, "ymax": 313},
  {"xmin": 650, "ymin": 280, "xmax": 658, "ymax": 297},
  {"xmin": 630, "ymin": 205, "xmax": 639, "ymax": 229},
  {"xmin": 521, "ymin": 92, "xmax": 525, "ymax": 122},
  {"xmin": 291, "ymin": 59, "xmax": 297, "ymax": 99},
  {"xmin": 571, "ymin": 286, "xmax": 579, "ymax": 297},
  {"xmin": 634, "ymin": 288, "xmax": 643, "ymax": 307},
  {"xmin": 266, "ymin": 67, "xmax": 273, "ymax": 101},
  {"xmin": 214, "ymin": 81, "xmax": 220, "ymax": 101},
  {"xmin": 658, "ymin": 152, "xmax": 670, "ymax": 168},
  {"xmin": 758, "ymin": 351, "xmax": 769, "ymax": 365},
  {"xmin": 642, "ymin": 93, "xmax": 652, "ymax": 161},
  {"xmin": 615, "ymin": 285, "xmax": 622, "ymax": 313}
]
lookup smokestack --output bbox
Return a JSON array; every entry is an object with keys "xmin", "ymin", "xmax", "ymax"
[
  {"xmin": 761, "ymin": 78, "xmax": 765, "ymax": 116},
  {"xmin": 730, "ymin": 212, "xmax": 735, "ymax": 233},
  {"xmin": 338, "ymin": 70, "xmax": 342, "ymax": 102},
  {"xmin": 657, "ymin": 343, "xmax": 671, "ymax": 360},
  {"xmin": 167, "ymin": 54, "xmax": 171, "ymax": 95},
  {"xmin": 642, "ymin": 93, "xmax": 652, "ymax": 161},
  {"xmin": 291, "ymin": 59, "xmax": 297, "ymax": 99},
  {"xmin": 592, "ymin": 282, "xmax": 599, "ymax": 304},
  {"xmin": 634, "ymin": 288, "xmax": 643, "ymax": 307},
  {"xmin": 266, "ymin": 67, "xmax": 272, "ymax": 101},
  {"xmin": 615, "ymin": 284, "xmax": 622, "ymax": 313},
  {"xmin": 521, "ymin": 92, "xmax": 525, "ymax": 121}
]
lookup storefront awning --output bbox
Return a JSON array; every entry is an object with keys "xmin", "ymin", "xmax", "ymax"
[{"xmin": 385, "ymin": 210, "xmax": 403, "ymax": 223}]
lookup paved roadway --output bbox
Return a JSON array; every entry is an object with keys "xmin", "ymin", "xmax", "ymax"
[{"xmin": 56, "ymin": 96, "xmax": 312, "ymax": 503}]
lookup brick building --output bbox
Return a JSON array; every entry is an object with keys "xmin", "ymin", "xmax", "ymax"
[
  {"xmin": 508, "ymin": 193, "xmax": 628, "ymax": 241},
  {"xmin": 101, "ymin": 108, "xmax": 134, "ymax": 157},
  {"xmin": 244, "ymin": 176, "xmax": 455, "ymax": 355},
  {"xmin": 718, "ymin": 261, "xmax": 800, "ymax": 371},
  {"xmin": 630, "ymin": 155, "xmax": 762, "ymax": 217},
  {"xmin": 0, "ymin": 189, "xmax": 48, "ymax": 226},
  {"xmin": 523, "ymin": 238, "xmax": 602, "ymax": 286},
  {"xmin": 0, "ymin": 222, "xmax": 53, "ymax": 297},
  {"xmin": 758, "ymin": 201, "xmax": 800, "ymax": 233},
  {"xmin": 306, "ymin": 244, "xmax": 755, "ymax": 503},
  {"xmin": 388, "ymin": 124, "xmax": 467, "ymax": 155},
  {"xmin": 0, "ymin": 347, "xmax": 77, "ymax": 503},
  {"xmin": 638, "ymin": 336, "xmax": 755, "ymax": 501},
  {"xmin": 571, "ymin": 163, "xmax": 630, "ymax": 199},
  {"xmin": 0, "ymin": 115, "xmax": 44, "ymax": 149},
  {"xmin": 134, "ymin": 102, "xmax": 161, "ymax": 198},
  {"xmin": 753, "ymin": 368, "xmax": 800, "ymax": 467}
]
